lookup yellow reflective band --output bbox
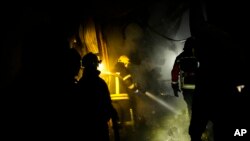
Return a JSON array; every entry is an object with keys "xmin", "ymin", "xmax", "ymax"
[
  {"xmin": 111, "ymin": 94, "xmax": 129, "ymax": 100},
  {"xmin": 123, "ymin": 74, "xmax": 132, "ymax": 81},
  {"xmin": 128, "ymin": 84, "xmax": 135, "ymax": 89},
  {"xmin": 182, "ymin": 84, "xmax": 195, "ymax": 89}
]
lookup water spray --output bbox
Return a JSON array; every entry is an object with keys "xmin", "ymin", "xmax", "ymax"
[{"xmin": 144, "ymin": 91, "xmax": 181, "ymax": 115}]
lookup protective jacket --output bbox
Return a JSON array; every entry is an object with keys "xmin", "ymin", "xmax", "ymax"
[
  {"xmin": 171, "ymin": 51, "xmax": 199, "ymax": 90},
  {"xmin": 113, "ymin": 62, "xmax": 138, "ymax": 93}
]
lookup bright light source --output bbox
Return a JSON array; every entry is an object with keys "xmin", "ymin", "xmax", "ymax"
[
  {"xmin": 98, "ymin": 63, "xmax": 104, "ymax": 72},
  {"xmin": 236, "ymin": 85, "xmax": 245, "ymax": 93}
]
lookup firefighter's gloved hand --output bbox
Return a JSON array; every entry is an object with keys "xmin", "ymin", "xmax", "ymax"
[
  {"xmin": 134, "ymin": 83, "xmax": 146, "ymax": 95},
  {"xmin": 171, "ymin": 83, "xmax": 181, "ymax": 97},
  {"xmin": 134, "ymin": 89, "xmax": 139, "ymax": 94},
  {"xmin": 134, "ymin": 89, "xmax": 144, "ymax": 96}
]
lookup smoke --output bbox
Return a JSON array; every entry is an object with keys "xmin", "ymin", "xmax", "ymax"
[
  {"xmin": 119, "ymin": 2, "xmax": 192, "ymax": 141},
  {"xmin": 126, "ymin": 21, "xmax": 186, "ymax": 96},
  {"xmin": 104, "ymin": 1, "xmax": 192, "ymax": 140}
]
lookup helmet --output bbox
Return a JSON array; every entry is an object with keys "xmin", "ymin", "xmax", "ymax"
[
  {"xmin": 82, "ymin": 52, "xmax": 101, "ymax": 68},
  {"xmin": 183, "ymin": 37, "xmax": 196, "ymax": 51},
  {"xmin": 118, "ymin": 55, "xmax": 130, "ymax": 67}
]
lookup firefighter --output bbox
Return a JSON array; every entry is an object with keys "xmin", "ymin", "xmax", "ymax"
[
  {"xmin": 112, "ymin": 55, "xmax": 140, "ymax": 128},
  {"xmin": 72, "ymin": 52, "xmax": 119, "ymax": 141},
  {"xmin": 188, "ymin": 1, "xmax": 250, "ymax": 140},
  {"xmin": 113, "ymin": 55, "xmax": 139, "ymax": 94},
  {"xmin": 171, "ymin": 37, "xmax": 199, "ymax": 118}
]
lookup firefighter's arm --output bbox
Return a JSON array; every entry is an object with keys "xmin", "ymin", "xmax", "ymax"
[
  {"xmin": 123, "ymin": 74, "xmax": 140, "ymax": 94},
  {"xmin": 171, "ymin": 62, "xmax": 181, "ymax": 97},
  {"xmin": 171, "ymin": 82, "xmax": 181, "ymax": 97}
]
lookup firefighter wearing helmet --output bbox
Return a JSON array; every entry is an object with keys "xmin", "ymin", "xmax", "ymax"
[
  {"xmin": 81, "ymin": 52, "xmax": 101, "ymax": 69},
  {"xmin": 112, "ymin": 55, "xmax": 140, "ymax": 127},
  {"xmin": 114, "ymin": 55, "xmax": 138, "ymax": 93},
  {"xmin": 77, "ymin": 52, "xmax": 119, "ymax": 141},
  {"xmin": 171, "ymin": 37, "xmax": 199, "ymax": 118}
]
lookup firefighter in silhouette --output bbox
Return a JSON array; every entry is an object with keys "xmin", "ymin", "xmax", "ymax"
[
  {"xmin": 188, "ymin": 0, "xmax": 250, "ymax": 141},
  {"xmin": 112, "ymin": 55, "xmax": 140, "ymax": 127},
  {"xmin": 171, "ymin": 37, "xmax": 199, "ymax": 118},
  {"xmin": 73, "ymin": 52, "xmax": 119, "ymax": 141}
]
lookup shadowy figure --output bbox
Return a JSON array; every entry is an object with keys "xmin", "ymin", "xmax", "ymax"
[
  {"xmin": 189, "ymin": 26, "xmax": 250, "ymax": 141},
  {"xmin": 58, "ymin": 24, "xmax": 87, "ymax": 139},
  {"xmin": 61, "ymin": 27, "xmax": 83, "ymax": 95},
  {"xmin": 189, "ymin": 1, "xmax": 250, "ymax": 140},
  {"xmin": 171, "ymin": 37, "xmax": 199, "ymax": 118},
  {"xmin": 1, "ymin": 6, "xmax": 86, "ymax": 140},
  {"xmin": 72, "ymin": 52, "xmax": 119, "ymax": 141}
]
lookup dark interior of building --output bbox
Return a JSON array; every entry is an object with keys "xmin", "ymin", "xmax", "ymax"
[{"xmin": 1, "ymin": 0, "xmax": 249, "ymax": 140}]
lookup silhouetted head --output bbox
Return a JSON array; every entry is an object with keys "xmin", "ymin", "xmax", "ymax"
[
  {"xmin": 82, "ymin": 52, "xmax": 101, "ymax": 69},
  {"xmin": 183, "ymin": 37, "xmax": 196, "ymax": 51}
]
